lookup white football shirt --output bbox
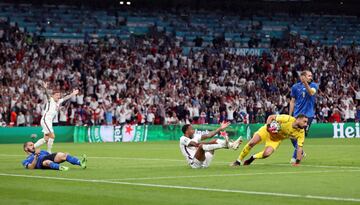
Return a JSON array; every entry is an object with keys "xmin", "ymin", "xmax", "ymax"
[{"xmin": 179, "ymin": 134, "xmax": 202, "ymax": 164}]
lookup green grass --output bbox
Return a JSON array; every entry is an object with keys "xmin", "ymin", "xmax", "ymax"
[{"xmin": 0, "ymin": 138, "xmax": 360, "ymax": 205}]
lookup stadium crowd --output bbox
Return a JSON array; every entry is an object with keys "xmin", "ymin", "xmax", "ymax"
[{"xmin": 0, "ymin": 22, "xmax": 360, "ymax": 127}]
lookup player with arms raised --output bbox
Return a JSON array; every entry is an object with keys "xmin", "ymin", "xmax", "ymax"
[{"xmin": 34, "ymin": 82, "xmax": 79, "ymax": 153}]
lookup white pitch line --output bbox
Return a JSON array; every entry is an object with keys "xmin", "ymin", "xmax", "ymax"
[
  {"xmin": 272, "ymin": 163, "xmax": 360, "ymax": 170},
  {"xmin": 0, "ymin": 154, "xmax": 184, "ymax": 162},
  {"xmin": 104, "ymin": 169, "xmax": 360, "ymax": 181},
  {"xmin": 89, "ymin": 156, "xmax": 184, "ymax": 162},
  {"xmin": 0, "ymin": 154, "xmax": 25, "ymax": 157},
  {"xmin": 1, "ymin": 154, "xmax": 359, "ymax": 170},
  {"xmin": 0, "ymin": 173, "xmax": 359, "ymax": 203}
]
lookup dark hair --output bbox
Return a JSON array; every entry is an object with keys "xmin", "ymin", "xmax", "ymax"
[
  {"xmin": 296, "ymin": 114, "xmax": 308, "ymax": 119},
  {"xmin": 23, "ymin": 142, "xmax": 29, "ymax": 151},
  {"xmin": 182, "ymin": 124, "xmax": 191, "ymax": 134}
]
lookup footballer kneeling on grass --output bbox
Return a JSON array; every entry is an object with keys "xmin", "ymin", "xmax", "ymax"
[{"xmin": 231, "ymin": 114, "xmax": 308, "ymax": 167}]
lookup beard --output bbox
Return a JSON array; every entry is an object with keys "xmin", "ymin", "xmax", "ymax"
[
  {"xmin": 299, "ymin": 125, "xmax": 307, "ymax": 129},
  {"xmin": 27, "ymin": 148, "xmax": 35, "ymax": 153}
]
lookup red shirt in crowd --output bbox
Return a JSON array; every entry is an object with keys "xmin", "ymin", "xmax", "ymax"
[
  {"xmin": 329, "ymin": 112, "xmax": 341, "ymax": 123},
  {"xmin": 10, "ymin": 111, "xmax": 17, "ymax": 124}
]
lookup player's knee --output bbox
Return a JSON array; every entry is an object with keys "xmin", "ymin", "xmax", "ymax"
[
  {"xmin": 58, "ymin": 152, "xmax": 67, "ymax": 160},
  {"xmin": 248, "ymin": 140, "xmax": 258, "ymax": 147},
  {"xmin": 263, "ymin": 149, "xmax": 274, "ymax": 158},
  {"xmin": 42, "ymin": 160, "xmax": 51, "ymax": 167},
  {"xmin": 248, "ymin": 142, "xmax": 256, "ymax": 147},
  {"xmin": 249, "ymin": 135, "xmax": 261, "ymax": 147}
]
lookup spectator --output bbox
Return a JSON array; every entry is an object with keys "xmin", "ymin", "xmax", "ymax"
[
  {"xmin": 356, "ymin": 105, "xmax": 360, "ymax": 122},
  {"xmin": 10, "ymin": 110, "xmax": 17, "ymax": 126},
  {"xmin": 17, "ymin": 112, "xmax": 25, "ymax": 127},
  {"xmin": 25, "ymin": 111, "xmax": 33, "ymax": 126},
  {"xmin": 59, "ymin": 107, "xmax": 68, "ymax": 126},
  {"xmin": 0, "ymin": 19, "xmax": 359, "ymax": 127},
  {"xmin": 219, "ymin": 111, "xmax": 227, "ymax": 123},
  {"xmin": 146, "ymin": 110, "xmax": 155, "ymax": 125},
  {"xmin": 329, "ymin": 108, "xmax": 341, "ymax": 123}
]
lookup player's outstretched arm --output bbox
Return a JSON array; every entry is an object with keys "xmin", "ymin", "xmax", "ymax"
[
  {"xmin": 292, "ymin": 146, "xmax": 303, "ymax": 166},
  {"xmin": 266, "ymin": 115, "xmax": 277, "ymax": 124},
  {"xmin": 43, "ymin": 82, "xmax": 51, "ymax": 100},
  {"xmin": 62, "ymin": 89, "xmax": 79, "ymax": 103},
  {"xmin": 201, "ymin": 121, "xmax": 231, "ymax": 140},
  {"xmin": 187, "ymin": 141, "xmax": 200, "ymax": 147}
]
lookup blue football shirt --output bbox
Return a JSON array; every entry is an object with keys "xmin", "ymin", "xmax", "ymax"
[
  {"xmin": 22, "ymin": 150, "xmax": 50, "ymax": 169},
  {"xmin": 290, "ymin": 82, "xmax": 318, "ymax": 118}
]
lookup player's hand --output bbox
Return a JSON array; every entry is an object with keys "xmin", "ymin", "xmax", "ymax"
[
  {"xmin": 300, "ymin": 75, "xmax": 307, "ymax": 84},
  {"xmin": 35, "ymin": 148, "xmax": 40, "ymax": 155},
  {"xmin": 219, "ymin": 121, "xmax": 231, "ymax": 130},
  {"xmin": 266, "ymin": 122, "xmax": 279, "ymax": 134},
  {"xmin": 292, "ymin": 163, "xmax": 300, "ymax": 167},
  {"xmin": 267, "ymin": 126, "xmax": 278, "ymax": 134}
]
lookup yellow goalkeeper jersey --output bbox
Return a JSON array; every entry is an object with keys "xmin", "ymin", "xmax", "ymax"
[{"xmin": 272, "ymin": 114, "xmax": 305, "ymax": 147}]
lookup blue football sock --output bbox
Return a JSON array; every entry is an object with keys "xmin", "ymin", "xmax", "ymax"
[
  {"xmin": 291, "ymin": 139, "xmax": 304, "ymax": 159},
  {"xmin": 291, "ymin": 139, "xmax": 298, "ymax": 159},
  {"xmin": 49, "ymin": 162, "xmax": 60, "ymax": 170},
  {"xmin": 66, "ymin": 155, "xmax": 81, "ymax": 166}
]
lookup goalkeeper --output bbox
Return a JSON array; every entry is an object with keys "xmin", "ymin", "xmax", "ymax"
[{"xmin": 231, "ymin": 114, "xmax": 308, "ymax": 167}]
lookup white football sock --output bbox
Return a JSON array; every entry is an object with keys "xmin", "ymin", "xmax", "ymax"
[
  {"xmin": 215, "ymin": 139, "xmax": 228, "ymax": 147},
  {"xmin": 47, "ymin": 138, "xmax": 54, "ymax": 153},
  {"xmin": 34, "ymin": 138, "xmax": 46, "ymax": 148},
  {"xmin": 202, "ymin": 143, "xmax": 225, "ymax": 151}
]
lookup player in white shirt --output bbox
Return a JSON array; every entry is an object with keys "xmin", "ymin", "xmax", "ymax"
[
  {"xmin": 34, "ymin": 82, "xmax": 79, "ymax": 153},
  {"xmin": 179, "ymin": 122, "xmax": 242, "ymax": 169}
]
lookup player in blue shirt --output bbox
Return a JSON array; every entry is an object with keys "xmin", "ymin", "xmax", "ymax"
[
  {"xmin": 22, "ymin": 141, "xmax": 87, "ymax": 171},
  {"xmin": 289, "ymin": 70, "xmax": 318, "ymax": 163}
]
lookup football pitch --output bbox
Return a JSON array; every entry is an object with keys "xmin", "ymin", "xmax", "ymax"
[{"xmin": 0, "ymin": 138, "xmax": 359, "ymax": 205}]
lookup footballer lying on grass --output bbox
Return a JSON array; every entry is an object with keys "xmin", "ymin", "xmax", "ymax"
[{"xmin": 22, "ymin": 141, "xmax": 87, "ymax": 171}]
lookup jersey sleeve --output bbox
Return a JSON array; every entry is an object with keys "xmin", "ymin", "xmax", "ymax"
[
  {"xmin": 40, "ymin": 150, "xmax": 49, "ymax": 155},
  {"xmin": 180, "ymin": 136, "xmax": 191, "ymax": 146},
  {"xmin": 295, "ymin": 131, "xmax": 305, "ymax": 147},
  {"xmin": 310, "ymin": 83, "xmax": 318, "ymax": 93},
  {"xmin": 22, "ymin": 156, "xmax": 34, "ymax": 168},
  {"xmin": 192, "ymin": 134, "xmax": 202, "ymax": 143},
  {"xmin": 275, "ymin": 114, "xmax": 292, "ymax": 124},
  {"xmin": 58, "ymin": 98, "xmax": 65, "ymax": 105}
]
